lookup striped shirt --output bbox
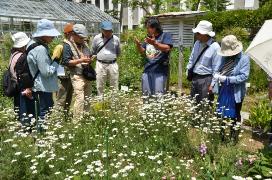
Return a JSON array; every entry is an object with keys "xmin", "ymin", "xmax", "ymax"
[{"xmin": 220, "ymin": 58, "xmax": 235, "ymax": 76}]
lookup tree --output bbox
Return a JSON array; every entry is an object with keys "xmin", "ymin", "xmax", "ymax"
[
  {"xmin": 186, "ymin": 0, "xmax": 230, "ymax": 11},
  {"xmin": 259, "ymin": 0, "xmax": 271, "ymax": 7},
  {"xmin": 201, "ymin": 0, "xmax": 231, "ymax": 11}
]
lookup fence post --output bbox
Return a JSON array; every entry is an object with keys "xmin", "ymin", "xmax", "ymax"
[{"xmin": 178, "ymin": 45, "xmax": 184, "ymax": 92}]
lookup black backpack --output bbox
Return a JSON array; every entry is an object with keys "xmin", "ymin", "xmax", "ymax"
[
  {"xmin": 15, "ymin": 43, "xmax": 43, "ymax": 90},
  {"xmin": 2, "ymin": 52, "xmax": 20, "ymax": 97}
]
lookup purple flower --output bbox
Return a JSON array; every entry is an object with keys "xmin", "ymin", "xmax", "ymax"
[
  {"xmin": 199, "ymin": 143, "xmax": 207, "ymax": 157},
  {"xmin": 235, "ymin": 158, "xmax": 243, "ymax": 167}
]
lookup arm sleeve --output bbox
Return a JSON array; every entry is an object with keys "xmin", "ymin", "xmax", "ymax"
[
  {"xmin": 141, "ymin": 42, "xmax": 147, "ymax": 50},
  {"xmin": 211, "ymin": 44, "xmax": 222, "ymax": 86},
  {"xmin": 162, "ymin": 33, "xmax": 173, "ymax": 48},
  {"xmin": 116, "ymin": 38, "xmax": 121, "ymax": 56},
  {"xmin": 228, "ymin": 55, "xmax": 250, "ymax": 84},
  {"xmin": 91, "ymin": 37, "xmax": 98, "ymax": 55},
  {"xmin": 36, "ymin": 46, "xmax": 58, "ymax": 77},
  {"xmin": 51, "ymin": 44, "xmax": 63, "ymax": 60},
  {"xmin": 62, "ymin": 43, "xmax": 73, "ymax": 65},
  {"xmin": 186, "ymin": 42, "xmax": 197, "ymax": 70}
]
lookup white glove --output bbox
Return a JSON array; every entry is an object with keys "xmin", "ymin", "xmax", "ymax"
[
  {"xmin": 218, "ymin": 75, "xmax": 227, "ymax": 83},
  {"xmin": 213, "ymin": 73, "xmax": 220, "ymax": 80}
]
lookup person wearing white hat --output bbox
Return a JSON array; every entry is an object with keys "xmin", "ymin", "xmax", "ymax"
[
  {"xmin": 211, "ymin": 35, "xmax": 250, "ymax": 142},
  {"xmin": 186, "ymin": 20, "xmax": 221, "ymax": 104},
  {"xmin": 27, "ymin": 19, "xmax": 61, "ymax": 125},
  {"xmin": 8, "ymin": 32, "xmax": 30, "ymax": 113}
]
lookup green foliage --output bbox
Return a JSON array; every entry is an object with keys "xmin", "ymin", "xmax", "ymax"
[
  {"xmin": 248, "ymin": 148, "xmax": 272, "ymax": 178},
  {"xmin": 0, "ymin": 34, "xmax": 13, "ymax": 62},
  {"xmin": 186, "ymin": 0, "xmax": 230, "ymax": 11},
  {"xmin": 216, "ymin": 27, "xmax": 250, "ymax": 44},
  {"xmin": 249, "ymin": 100, "xmax": 272, "ymax": 132},
  {"xmin": 203, "ymin": 0, "xmax": 272, "ymax": 32},
  {"xmin": 0, "ymin": 92, "xmax": 257, "ymax": 179},
  {"xmin": 200, "ymin": 0, "xmax": 231, "ymax": 11},
  {"xmin": 248, "ymin": 61, "xmax": 268, "ymax": 93}
]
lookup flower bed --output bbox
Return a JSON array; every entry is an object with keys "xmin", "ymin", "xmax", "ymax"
[{"xmin": 0, "ymin": 92, "xmax": 269, "ymax": 179}]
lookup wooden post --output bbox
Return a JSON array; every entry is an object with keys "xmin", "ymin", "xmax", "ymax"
[{"xmin": 178, "ymin": 45, "xmax": 184, "ymax": 92}]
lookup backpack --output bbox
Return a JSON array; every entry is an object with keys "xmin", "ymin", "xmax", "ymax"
[
  {"xmin": 14, "ymin": 42, "xmax": 43, "ymax": 90},
  {"xmin": 2, "ymin": 52, "xmax": 20, "ymax": 97}
]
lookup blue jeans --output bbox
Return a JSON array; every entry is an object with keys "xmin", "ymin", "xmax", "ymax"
[{"xmin": 142, "ymin": 72, "xmax": 167, "ymax": 95}]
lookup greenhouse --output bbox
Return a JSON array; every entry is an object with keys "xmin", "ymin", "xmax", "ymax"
[{"xmin": 0, "ymin": 0, "xmax": 120, "ymax": 36}]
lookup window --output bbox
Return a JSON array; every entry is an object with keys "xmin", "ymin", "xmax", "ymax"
[
  {"xmin": 104, "ymin": 0, "xmax": 109, "ymax": 10},
  {"xmin": 95, "ymin": 0, "xmax": 100, "ymax": 8}
]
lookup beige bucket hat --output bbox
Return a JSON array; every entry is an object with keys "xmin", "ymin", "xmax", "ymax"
[{"xmin": 218, "ymin": 35, "xmax": 243, "ymax": 57}]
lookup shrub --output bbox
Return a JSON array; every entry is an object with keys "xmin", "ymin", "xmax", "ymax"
[
  {"xmin": 249, "ymin": 99, "xmax": 272, "ymax": 132},
  {"xmin": 216, "ymin": 27, "xmax": 249, "ymax": 44}
]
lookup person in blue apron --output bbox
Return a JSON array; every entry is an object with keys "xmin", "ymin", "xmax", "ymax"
[
  {"xmin": 135, "ymin": 17, "xmax": 173, "ymax": 96},
  {"xmin": 211, "ymin": 35, "xmax": 250, "ymax": 142}
]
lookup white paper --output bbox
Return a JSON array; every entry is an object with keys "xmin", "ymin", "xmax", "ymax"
[
  {"xmin": 121, "ymin": 85, "xmax": 129, "ymax": 92},
  {"xmin": 57, "ymin": 65, "xmax": 65, "ymax": 76}
]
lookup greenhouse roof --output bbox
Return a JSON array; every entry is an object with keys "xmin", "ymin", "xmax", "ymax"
[{"xmin": 0, "ymin": 0, "xmax": 119, "ymax": 23}]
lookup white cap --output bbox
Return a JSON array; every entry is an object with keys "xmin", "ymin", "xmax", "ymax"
[
  {"xmin": 218, "ymin": 35, "xmax": 243, "ymax": 57},
  {"xmin": 192, "ymin": 20, "xmax": 215, "ymax": 37},
  {"xmin": 12, "ymin": 32, "xmax": 30, "ymax": 48}
]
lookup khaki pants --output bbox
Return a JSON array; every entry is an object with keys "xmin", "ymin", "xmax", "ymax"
[
  {"xmin": 96, "ymin": 61, "xmax": 119, "ymax": 96},
  {"xmin": 70, "ymin": 74, "xmax": 91, "ymax": 118},
  {"xmin": 56, "ymin": 77, "xmax": 73, "ymax": 110}
]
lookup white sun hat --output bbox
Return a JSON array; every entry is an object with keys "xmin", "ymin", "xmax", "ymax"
[
  {"xmin": 12, "ymin": 32, "xmax": 31, "ymax": 48},
  {"xmin": 218, "ymin": 35, "xmax": 243, "ymax": 57},
  {"xmin": 192, "ymin": 20, "xmax": 215, "ymax": 37}
]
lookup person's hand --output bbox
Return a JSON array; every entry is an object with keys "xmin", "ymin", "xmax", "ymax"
[
  {"xmin": 22, "ymin": 88, "xmax": 33, "ymax": 99},
  {"xmin": 208, "ymin": 85, "xmax": 213, "ymax": 93},
  {"xmin": 218, "ymin": 75, "xmax": 227, "ymax": 82},
  {"xmin": 80, "ymin": 56, "xmax": 91, "ymax": 64},
  {"xmin": 144, "ymin": 35, "xmax": 156, "ymax": 45},
  {"xmin": 134, "ymin": 37, "xmax": 141, "ymax": 47}
]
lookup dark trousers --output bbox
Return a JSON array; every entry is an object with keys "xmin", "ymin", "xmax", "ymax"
[
  {"xmin": 14, "ymin": 93, "xmax": 20, "ymax": 119},
  {"xmin": 34, "ymin": 91, "xmax": 54, "ymax": 119},
  {"xmin": 19, "ymin": 94, "xmax": 35, "ymax": 126},
  {"xmin": 221, "ymin": 101, "xmax": 243, "ymax": 142},
  {"xmin": 190, "ymin": 74, "xmax": 214, "ymax": 104},
  {"xmin": 56, "ymin": 77, "xmax": 73, "ymax": 110}
]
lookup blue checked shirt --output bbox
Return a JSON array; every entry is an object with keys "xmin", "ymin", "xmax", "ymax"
[
  {"xmin": 187, "ymin": 38, "xmax": 221, "ymax": 76},
  {"xmin": 211, "ymin": 52, "xmax": 250, "ymax": 103},
  {"xmin": 27, "ymin": 39, "xmax": 59, "ymax": 92}
]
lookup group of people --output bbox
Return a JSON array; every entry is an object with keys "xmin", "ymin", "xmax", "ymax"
[
  {"xmin": 186, "ymin": 20, "xmax": 250, "ymax": 141},
  {"xmin": 7, "ymin": 17, "xmax": 250, "ymax": 140},
  {"xmin": 8, "ymin": 19, "xmax": 121, "ymax": 126}
]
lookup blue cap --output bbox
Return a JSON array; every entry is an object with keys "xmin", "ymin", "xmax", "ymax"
[
  {"xmin": 33, "ymin": 19, "xmax": 60, "ymax": 38},
  {"xmin": 100, "ymin": 21, "xmax": 113, "ymax": 30}
]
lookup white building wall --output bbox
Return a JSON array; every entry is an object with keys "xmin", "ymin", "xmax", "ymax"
[
  {"xmin": 69, "ymin": 0, "xmax": 173, "ymax": 31},
  {"xmin": 227, "ymin": 0, "xmax": 259, "ymax": 10}
]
